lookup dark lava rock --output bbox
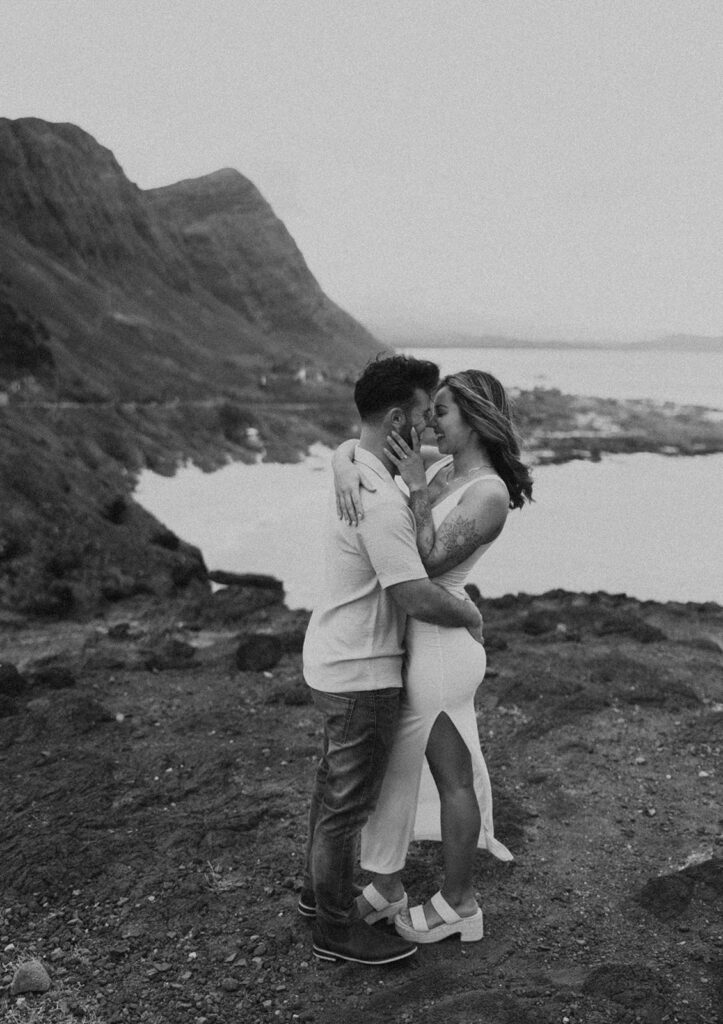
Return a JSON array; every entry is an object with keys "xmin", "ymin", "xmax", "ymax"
[
  {"xmin": 103, "ymin": 495, "xmax": 129, "ymax": 524},
  {"xmin": 107, "ymin": 622, "xmax": 132, "ymax": 639},
  {"xmin": 10, "ymin": 959, "xmax": 51, "ymax": 995},
  {"xmin": 188, "ymin": 583, "xmax": 284, "ymax": 626},
  {"xmin": 0, "ymin": 662, "xmax": 27, "ymax": 697},
  {"xmin": 31, "ymin": 665, "xmax": 77, "ymax": 690},
  {"xmin": 522, "ymin": 610, "xmax": 559, "ymax": 635},
  {"xmin": 144, "ymin": 637, "xmax": 196, "ymax": 671},
  {"xmin": 236, "ymin": 635, "xmax": 284, "ymax": 672},
  {"xmin": 278, "ymin": 627, "xmax": 306, "ymax": 653},
  {"xmin": 208, "ymin": 571, "xmax": 284, "ymax": 592},
  {"xmin": 636, "ymin": 857, "xmax": 723, "ymax": 920},
  {"xmin": 170, "ymin": 553, "xmax": 208, "ymax": 588},
  {"xmin": 151, "ymin": 527, "xmax": 180, "ymax": 551}
]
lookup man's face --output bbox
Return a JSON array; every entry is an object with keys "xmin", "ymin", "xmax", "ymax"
[{"xmin": 401, "ymin": 388, "xmax": 434, "ymax": 444}]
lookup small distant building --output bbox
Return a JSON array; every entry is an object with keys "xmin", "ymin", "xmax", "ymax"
[
  {"xmin": 245, "ymin": 427, "xmax": 264, "ymax": 451},
  {"xmin": 293, "ymin": 365, "xmax": 325, "ymax": 384}
]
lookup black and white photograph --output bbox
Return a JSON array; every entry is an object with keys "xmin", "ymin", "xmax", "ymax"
[{"xmin": 1, "ymin": 2, "xmax": 721, "ymax": 1022}]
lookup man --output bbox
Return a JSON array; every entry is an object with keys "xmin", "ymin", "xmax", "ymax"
[{"xmin": 300, "ymin": 354, "xmax": 483, "ymax": 965}]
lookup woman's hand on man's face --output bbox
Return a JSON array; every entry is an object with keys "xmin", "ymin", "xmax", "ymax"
[{"xmin": 384, "ymin": 428, "xmax": 427, "ymax": 491}]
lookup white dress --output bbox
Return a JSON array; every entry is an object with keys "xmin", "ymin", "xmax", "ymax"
[{"xmin": 360, "ymin": 456, "xmax": 514, "ymax": 872}]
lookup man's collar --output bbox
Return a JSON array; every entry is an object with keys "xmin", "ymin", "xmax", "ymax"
[{"xmin": 354, "ymin": 445, "xmax": 394, "ymax": 483}]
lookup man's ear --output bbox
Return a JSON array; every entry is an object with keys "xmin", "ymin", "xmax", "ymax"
[{"xmin": 387, "ymin": 406, "xmax": 406, "ymax": 430}]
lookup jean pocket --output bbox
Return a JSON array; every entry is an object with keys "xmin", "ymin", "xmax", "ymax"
[{"xmin": 312, "ymin": 690, "xmax": 356, "ymax": 744}]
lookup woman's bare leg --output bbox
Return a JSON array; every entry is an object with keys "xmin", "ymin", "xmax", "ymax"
[
  {"xmin": 355, "ymin": 870, "xmax": 405, "ymax": 918},
  {"xmin": 420, "ymin": 711, "xmax": 480, "ymax": 925}
]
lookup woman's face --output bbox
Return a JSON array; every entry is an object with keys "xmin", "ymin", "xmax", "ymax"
[{"xmin": 431, "ymin": 385, "xmax": 473, "ymax": 454}]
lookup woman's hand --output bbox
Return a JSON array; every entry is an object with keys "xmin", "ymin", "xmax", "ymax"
[
  {"xmin": 333, "ymin": 449, "xmax": 376, "ymax": 526},
  {"xmin": 384, "ymin": 428, "xmax": 427, "ymax": 492}
]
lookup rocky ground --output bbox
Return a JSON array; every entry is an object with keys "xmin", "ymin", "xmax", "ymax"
[{"xmin": 1, "ymin": 581, "xmax": 721, "ymax": 1024}]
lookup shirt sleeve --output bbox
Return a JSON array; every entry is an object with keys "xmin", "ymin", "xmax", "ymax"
[{"xmin": 357, "ymin": 499, "xmax": 427, "ymax": 588}]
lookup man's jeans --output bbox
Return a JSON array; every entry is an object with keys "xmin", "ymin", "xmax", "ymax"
[{"xmin": 303, "ymin": 686, "xmax": 401, "ymax": 927}]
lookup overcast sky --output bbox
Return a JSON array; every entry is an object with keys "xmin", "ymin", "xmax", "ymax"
[{"xmin": 3, "ymin": 0, "xmax": 722, "ymax": 341}]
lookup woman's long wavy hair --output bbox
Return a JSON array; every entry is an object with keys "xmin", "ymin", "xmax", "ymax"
[{"xmin": 440, "ymin": 370, "xmax": 533, "ymax": 509}]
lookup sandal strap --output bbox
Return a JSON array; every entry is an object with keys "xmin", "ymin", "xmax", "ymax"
[
  {"xmin": 430, "ymin": 890, "xmax": 461, "ymax": 924},
  {"xmin": 409, "ymin": 904, "xmax": 429, "ymax": 931},
  {"xmin": 361, "ymin": 883, "xmax": 389, "ymax": 912}
]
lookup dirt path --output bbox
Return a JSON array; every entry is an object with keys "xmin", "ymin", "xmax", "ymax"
[{"xmin": 1, "ymin": 590, "xmax": 721, "ymax": 1023}]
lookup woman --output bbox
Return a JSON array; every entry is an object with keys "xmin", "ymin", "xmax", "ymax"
[{"xmin": 332, "ymin": 369, "xmax": 532, "ymax": 943}]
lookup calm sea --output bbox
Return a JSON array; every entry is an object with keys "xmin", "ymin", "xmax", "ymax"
[
  {"xmin": 401, "ymin": 345, "xmax": 723, "ymax": 407},
  {"xmin": 135, "ymin": 347, "xmax": 723, "ymax": 609},
  {"xmin": 135, "ymin": 450, "xmax": 723, "ymax": 610}
]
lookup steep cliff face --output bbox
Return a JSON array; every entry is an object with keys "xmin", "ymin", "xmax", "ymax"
[
  {"xmin": 0, "ymin": 119, "xmax": 186, "ymax": 284},
  {"xmin": 146, "ymin": 169, "xmax": 369, "ymax": 363},
  {"xmin": 0, "ymin": 118, "xmax": 382, "ymax": 615},
  {"xmin": 0, "ymin": 117, "xmax": 380, "ymax": 391}
]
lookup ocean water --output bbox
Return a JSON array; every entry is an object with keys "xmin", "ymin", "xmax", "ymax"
[
  {"xmin": 135, "ymin": 449, "xmax": 723, "ymax": 609},
  {"xmin": 134, "ymin": 347, "xmax": 723, "ymax": 608},
  {"xmin": 401, "ymin": 346, "xmax": 723, "ymax": 408}
]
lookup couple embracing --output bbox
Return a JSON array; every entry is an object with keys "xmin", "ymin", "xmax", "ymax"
[{"xmin": 300, "ymin": 354, "xmax": 532, "ymax": 965}]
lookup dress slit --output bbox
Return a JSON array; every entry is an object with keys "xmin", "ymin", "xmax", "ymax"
[{"xmin": 359, "ymin": 460, "xmax": 514, "ymax": 874}]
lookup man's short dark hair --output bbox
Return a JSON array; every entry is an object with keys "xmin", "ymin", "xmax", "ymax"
[{"xmin": 354, "ymin": 354, "xmax": 439, "ymax": 421}]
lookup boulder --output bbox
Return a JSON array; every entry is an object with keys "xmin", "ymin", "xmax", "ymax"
[
  {"xmin": 235, "ymin": 634, "xmax": 284, "ymax": 672},
  {"xmin": 10, "ymin": 959, "xmax": 51, "ymax": 995},
  {"xmin": 187, "ymin": 584, "xmax": 284, "ymax": 626},
  {"xmin": 522, "ymin": 610, "xmax": 558, "ymax": 635},
  {"xmin": 208, "ymin": 571, "xmax": 284, "ymax": 592},
  {"xmin": 144, "ymin": 636, "xmax": 196, "ymax": 671},
  {"xmin": 636, "ymin": 857, "xmax": 723, "ymax": 920}
]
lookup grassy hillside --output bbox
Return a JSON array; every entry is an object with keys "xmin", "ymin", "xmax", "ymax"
[{"xmin": 0, "ymin": 118, "xmax": 385, "ymax": 614}]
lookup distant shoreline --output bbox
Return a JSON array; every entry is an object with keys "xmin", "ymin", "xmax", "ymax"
[{"xmin": 392, "ymin": 335, "xmax": 723, "ymax": 353}]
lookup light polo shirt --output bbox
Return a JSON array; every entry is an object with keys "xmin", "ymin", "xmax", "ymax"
[{"xmin": 303, "ymin": 447, "xmax": 427, "ymax": 693}]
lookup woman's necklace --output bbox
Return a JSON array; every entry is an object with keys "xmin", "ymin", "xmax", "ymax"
[{"xmin": 445, "ymin": 461, "xmax": 493, "ymax": 484}]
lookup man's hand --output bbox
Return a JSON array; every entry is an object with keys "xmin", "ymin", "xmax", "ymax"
[
  {"xmin": 464, "ymin": 599, "xmax": 484, "ymax": 645},
  {"xmin": 388, "ymin": 581, "xmax": 483, "ymax": 631},
  {"xmin": 467, "ymin": 618, "xmax": 485, "ymax": 646}
]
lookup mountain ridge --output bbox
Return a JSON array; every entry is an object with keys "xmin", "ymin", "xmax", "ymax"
[
  {"xmin": 0, "ymin": 117, "xmax": 383, "ymax": 614},
  {"xmin": 0, "ymin": 116, "xmax": 381, "ymax": 398}
]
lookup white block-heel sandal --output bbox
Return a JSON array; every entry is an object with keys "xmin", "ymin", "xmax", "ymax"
[
  {"xmin": 360, "ymin": 882, "xmax": 409, "ymax": 924},
  {"xmin": 394, "ymin": 890, "xmax": 484, "ymax": 943}
]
